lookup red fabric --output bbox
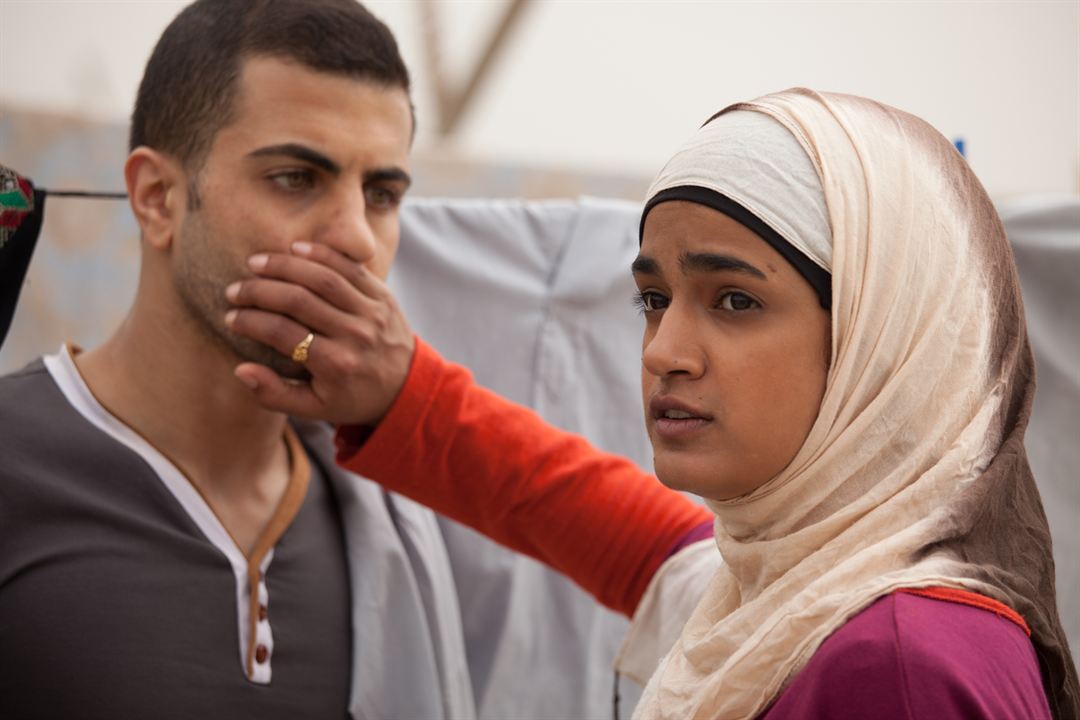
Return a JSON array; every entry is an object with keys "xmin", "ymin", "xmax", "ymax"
[
  {"xmin": 896, "ymin": 586, "xmax": 1031, "ymax": 636},
  {"xmin": 336, "ymin": 337, "xmax": 712, "ymax": 617}
]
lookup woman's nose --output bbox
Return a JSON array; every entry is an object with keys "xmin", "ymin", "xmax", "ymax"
[{"xmin": 641, "ymin": 307, "xmax": 706, "ymax": 379}]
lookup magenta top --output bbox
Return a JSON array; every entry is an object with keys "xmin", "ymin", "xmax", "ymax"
[{"xmin": 760, "ymin": 591, "xmax": 1051, "ymax": 719}]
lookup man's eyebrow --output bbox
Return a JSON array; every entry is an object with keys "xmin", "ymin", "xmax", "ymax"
[
  {"xmin": 246, "ymin": 147, "xmax": 412, "ymax": 189},
  {"xmin": 680, "ymin": 252, "xmax": 767, "ymax": 279},
  {"xmin": 247, "ymin": 143, "xmax": 340, "ymax": 175},
  {"xmin": 364, "ymin": 167, "xmax": 412, "ymax": 189},
  {"xmin": 631, "ymin": 255, "xmax": 660, "ymax": 276}
]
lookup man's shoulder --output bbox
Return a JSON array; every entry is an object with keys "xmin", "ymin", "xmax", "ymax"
[
  {"xmin": 0, "ymin": 358, "xmax": 57, "ymax": 414},
  {"xmin": 0, "ymin": 359, "xmax": 94, "ymax": 488},
  {"xmin": 0, "ymin": 357, "xmax": 88, "ymax": 448},
  {"xmin": 0, "ymin": 356, "xmax": 49, "ymax": 380}
]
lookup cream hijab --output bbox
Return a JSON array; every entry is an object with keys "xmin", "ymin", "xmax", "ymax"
[{"xmin": 633, "ymin": 89, "xmax": 1078, "ymax": 720}]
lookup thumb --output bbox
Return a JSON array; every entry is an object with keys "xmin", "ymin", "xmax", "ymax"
[{"xmin": 234, "ymin": 363, "xmax": 323, "ymax": 418}]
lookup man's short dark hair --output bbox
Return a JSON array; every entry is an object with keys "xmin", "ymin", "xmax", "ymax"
[{"xmin": 130, "ymin": 0, "xmax": 411, "ymax": 172}]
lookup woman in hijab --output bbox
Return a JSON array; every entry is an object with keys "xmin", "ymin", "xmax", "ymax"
[{"xmin": 227, "ymin": 88, "xmax": 1078, "ymax": 718}]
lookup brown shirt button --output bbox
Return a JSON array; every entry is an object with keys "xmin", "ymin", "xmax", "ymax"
[
  {"xmin": 258, "ymin": 605, "xmax": 268, "ymax": 622},
  {"xmin": 255, "ymin": 644, "xmax": 269, "ymax": 664}
]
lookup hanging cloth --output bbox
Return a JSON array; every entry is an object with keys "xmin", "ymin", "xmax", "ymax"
[{"xmin": 0, "ymin": 164, "xmax": 125, "ymax": 347}]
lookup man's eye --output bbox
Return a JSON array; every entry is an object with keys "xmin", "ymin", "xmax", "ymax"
[
  {"xmin": 632, "ymin": 290, "xmax": 669, "ymax": 313},
  {"xmin": 270, "ymin": 171, "xmax": 314, "ymax": 192},
  {"xmin": 365, "ymin": 185, "xmax": 401, "ymax": 210},
  {"xmin": 718, "ymin": 291, "xmax": 759, "ymax": 311}
]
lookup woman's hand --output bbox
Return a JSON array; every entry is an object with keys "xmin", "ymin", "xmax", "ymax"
[{"xmin": 224, "ymin": 241, "xmax": 415, "ymax": 426}]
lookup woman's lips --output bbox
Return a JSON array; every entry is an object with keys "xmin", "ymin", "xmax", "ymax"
[
  {"xmin": 649, "ymin": 395, "xmax": 713, "ymax": 440},
  {"xmin": 654, "ymin": 416, "xmax": 712, "ymax": 438}
]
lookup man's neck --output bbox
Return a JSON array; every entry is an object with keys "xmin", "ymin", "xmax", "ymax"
[{"xmin": 75, "ymin": 296, "xmax": 291, "ymax": 526}]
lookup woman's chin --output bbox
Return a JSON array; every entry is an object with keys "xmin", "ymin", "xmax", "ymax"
[
  {"xmin": 653, "ymin": 452, "xmax": 734, "ymax": 501},
  {"xmin": 654, "ymin": 447, "xmax": 781, "ymax": 502}
]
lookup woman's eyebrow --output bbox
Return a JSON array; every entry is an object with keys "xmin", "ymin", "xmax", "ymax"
[{"xmin": 680, "ymin": 251, "xmax": 766, "ymax": 279}]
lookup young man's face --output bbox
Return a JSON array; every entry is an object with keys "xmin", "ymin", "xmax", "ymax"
[{"xmin": 171, "ymin": 55, "xmax": 413, "ymax": 376}]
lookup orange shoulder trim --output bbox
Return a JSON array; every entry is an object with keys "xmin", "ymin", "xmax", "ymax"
[{"xmin": 896, "ymin": 586, "xmax": 1031, "ymax": 637}]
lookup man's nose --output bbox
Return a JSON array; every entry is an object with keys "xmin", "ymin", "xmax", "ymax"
[
  {"xmin": 641, "ymin": 307, "xmax": 706, "ymax": 379},
  {"xmin": 319, "ymin": 188, "xmax": 377, "ymax": 265}
]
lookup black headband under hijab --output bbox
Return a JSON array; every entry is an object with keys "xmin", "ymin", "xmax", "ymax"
[{"xmin": 639, "ymin": 185, "xmax": 832, "ymax": 310}]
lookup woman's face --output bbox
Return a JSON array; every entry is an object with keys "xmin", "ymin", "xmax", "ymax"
[{"xmin": 635, "ymin": 201, "xmax": 830, "ymax": 500}]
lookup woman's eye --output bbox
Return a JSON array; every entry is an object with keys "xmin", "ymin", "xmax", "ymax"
[
  {"xmin": 270, "ymin": 170, "xmax": 314, "ymax": 192},
  {"xmin": 718, "ymin": 291, "xmax": 759, "ymax": 311},
  {"xmin": 365, "ymin": 185, "xmax": 401, "ymax": 210},
  {"xmin": 633, "ymin": 290, "xmax": 669, "ymax": 313}
]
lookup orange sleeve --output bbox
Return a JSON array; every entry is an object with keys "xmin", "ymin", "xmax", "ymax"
[{"xmin": 335, "ymin": 337, "xmax": 712, "ymax": 617}]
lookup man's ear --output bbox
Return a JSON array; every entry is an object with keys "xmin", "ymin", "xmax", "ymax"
[{"xmin": 124, "ymin": 147, "xmax": 187, "ymax": 251}]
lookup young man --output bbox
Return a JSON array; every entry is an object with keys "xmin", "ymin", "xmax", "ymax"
[{"xmin": 0, "ymin": 2, "xmax": 443, "ymax": 717}]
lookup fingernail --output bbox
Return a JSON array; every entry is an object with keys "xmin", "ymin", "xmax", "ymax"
[
  {"xmin": 238, "ymin": 374, "xmax": 259, "ymax": 390},
  {"xmin": 225, "ymin": 282, "xmax": 241, "ymax": 301},
  {"xmin": 292, "ymin": 241, "xmax": 313, "ymax": 256},
  {"xmin": 225, "ymin": 309, "xmax": 238, "ymax": 327},
  {"xmin": 248, "ymin": 254, "xmax": 268, "ymax": 271}
]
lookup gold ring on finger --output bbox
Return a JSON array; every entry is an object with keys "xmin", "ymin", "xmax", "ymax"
[{"xmin": 291, "ymin": 332, "xmax": 315, "ymax": 364}]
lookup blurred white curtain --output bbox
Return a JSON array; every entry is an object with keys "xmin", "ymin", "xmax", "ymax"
[
  {"xmin": 1000, "ymin": 198, "xmax": 1080, "ymax": 662},
  {"xmin": 389, "ymin": 197, "xmax": 648, "ymax": 719}
]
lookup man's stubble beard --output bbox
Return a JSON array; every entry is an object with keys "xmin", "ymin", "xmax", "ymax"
[{"xmin": 173, "ymin": 210, "xmax": 310, "ymax": 381}]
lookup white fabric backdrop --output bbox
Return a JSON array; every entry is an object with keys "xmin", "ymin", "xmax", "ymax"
[
  {"xmin": 1000, "ymin": 198, "xmax": 1080, "ymax": 658},
  {"xmin": 389, "ymin": 197, "xmax": 649, "ymax": 719}
]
